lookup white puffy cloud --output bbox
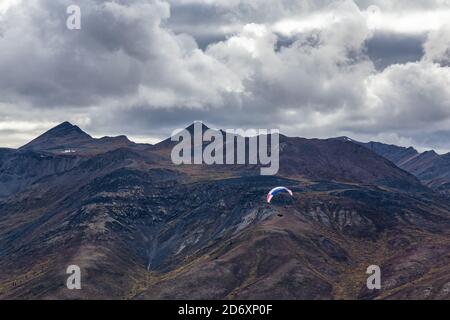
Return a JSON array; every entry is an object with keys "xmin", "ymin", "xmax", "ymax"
[
  {"xmin": 0, "ymin": 0, "xmax": 21, "ymax": 14},
  {"xmin": 0, "ymin": 0, "xmax": 243, "ymax": 108},
  {"xmin": 361, "ymin": 62, "xmax": 450, "ymax": 130},
  {"xmin": 0, "ymin": 0, "xmax": 450, "ymax": 152},
  {"xmin": 424, "ymin": 24, "xmax": 450, "ymax": 64}
]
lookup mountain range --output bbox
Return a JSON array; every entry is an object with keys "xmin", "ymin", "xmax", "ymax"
[
  {"xmin": 0, "ymin": 122, "xmax": 449, "ymax": 299},
  {"xmin": 335, "ymin": 137, "xmax": 450, "ymax": 192}
]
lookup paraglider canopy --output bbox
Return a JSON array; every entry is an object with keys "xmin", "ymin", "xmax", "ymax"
[{"xmin": 267, "ymin": 187, "xmax": 293, "ymax": 203}]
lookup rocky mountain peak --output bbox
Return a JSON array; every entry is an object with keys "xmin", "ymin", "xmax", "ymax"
[{"xmin": 20, "ymin": 122, "xmax": 93, "ymax": 151}]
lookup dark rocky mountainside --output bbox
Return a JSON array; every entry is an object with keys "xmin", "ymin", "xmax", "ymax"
[
  {"xmin": 20, "ymin": 121, "xmax": 136, "ymax": 155},
  {"xmin": 0, "ymin": 123, "xmax": 449, "ymax": 300},
  {"xmin": 335, "ymin": 137, "xmax": 450, "ymax": 192},
  {"xmin": 20, "ymin": 122, "xmax": 93, "ymax": 151},
  {"xmin": 279, "ymin": 136, "xmax": 423, "ymax": 191},
  {"xmin": 0, "ymin": 122, "xmax": 143, "ymax": 199}
]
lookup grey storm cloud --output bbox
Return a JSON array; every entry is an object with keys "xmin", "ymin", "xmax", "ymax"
[
  {"xmin": 0, "ymin": 0, "xmax": 450, "ymax": 151},
  {"xmin": 365, "ymin": 32, "xmax": 425, "ymax": 70}
]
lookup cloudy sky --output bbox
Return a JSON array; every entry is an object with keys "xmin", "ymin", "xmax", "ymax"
[{"xmin": 0, "ymin": 0, "xmax": 450, "ymax": 152}]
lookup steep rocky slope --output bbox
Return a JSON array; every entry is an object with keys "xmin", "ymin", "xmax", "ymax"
[
  {"xmin": 335, "ymin": 137, "xmax": 450, "ymax": 192},
  {"xmin": 0, "ymin": 123, "xmax": 449, "ymax": 300}
]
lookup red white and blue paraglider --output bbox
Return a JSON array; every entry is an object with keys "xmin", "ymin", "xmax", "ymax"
[{"xmin": 267, "ymin": 187, "xmax": 293, "ymax": 203}]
